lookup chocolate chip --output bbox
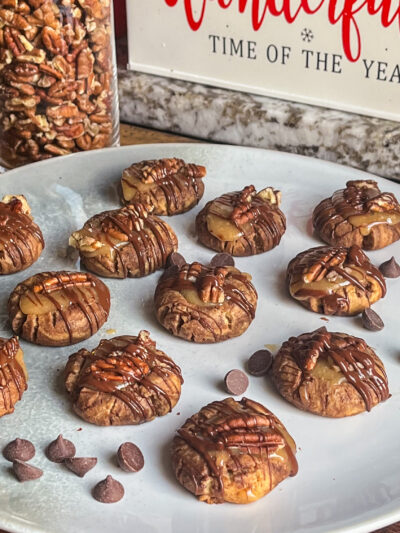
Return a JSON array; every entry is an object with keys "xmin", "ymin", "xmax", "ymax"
[
  {"xmin": 379, "ymin": 257, "xmax": 400, "ymax": 278},
  {"xmin": 210, "ymin": 253, "xmax": 235, "ymax": 268},
  {"xmin": 166, "ymin": 252, "xmax": 186, "ymax": 268},
  {"xmin": 362, "ymin": 308, "xmax": 384, "ymax": 331},
  {"xmin": 93, "ymin": 475, "xmax": 124, "ymax": 504},
  {"xmin": 46, "ymin": 435, "xmax": 76, "ymax": 463},
  {"xmin": 64, "ymin": 457, "xmax": 97, "ymax": 478},
  {"xmin": 3, "ymin": 439, "xmax": 35, "ymax": 462},
  {"xmin": 224, "ymin": 369, "xmax": 249, "ymax": 395},
  {"xmin": 13, "ymin": 460, "xmax": 43, "ymax": 482},
  {"xmin": 161, "ymin": 264, "xmax": 179, "ymax": 280},
  {"xmin": 247, "ymin": 350, "xmax": 273, "ymax": 376},
  {"xmin": 117, "ymin": 442, "xmax": 144, "ymax": 473}
]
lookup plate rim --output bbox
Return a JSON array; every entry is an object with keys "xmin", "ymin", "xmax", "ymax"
[{"xmin": 1, "ymin": 143, "xmax": 399, "ymax": 533}]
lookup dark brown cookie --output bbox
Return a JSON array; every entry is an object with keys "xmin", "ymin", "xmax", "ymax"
[
  {"xmin": 312, "ymin": 180, "xmax": 400, "ymax": 250},
  {"xmin": 287, "ymin": 245, "xmax": 386, "ymax": 316},
  {"xmin": 0, "ymin": 195, "xmax": 44, "ymax": 275},
  {"xmin": 196, "ymin": 185, "xmax": 286, "ymax": 256},
  {"xmin": 154, "ymin": 261, "xmax": 258, "ymax": 343},
  {"xmin": 8, "ymin": 271, "xmax": 110, "ymax": 346},
  {"xmin": 0, "ymin": 337, "xmax": 27, "ymax": 418},
  {"xmin": 272, "ymin": 328, "xmax": 390, "ymax": 417},
  {"xmin": 69, "ymin": 203, "xmax": 178, "ymax": 279},
  {"xmin": 171, "ymin": 397, "xmax": 297, "ymax": 504},
  {"xmin": 121, "ymin": 158, "xmax": 206, "ymax": 216},
  {"xmin": 65, "ymin": 331, "xmax": 183, "ymax": 426}
]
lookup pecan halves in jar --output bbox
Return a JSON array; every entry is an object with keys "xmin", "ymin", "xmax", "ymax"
[{"xmin": 0, "ymin": 0, "xmax": 116, "ymax": 167}]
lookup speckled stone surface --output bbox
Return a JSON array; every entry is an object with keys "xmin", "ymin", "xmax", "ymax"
[{"xmin": 118, "ymin": 69, "xmax": 400, "ymax": 182}]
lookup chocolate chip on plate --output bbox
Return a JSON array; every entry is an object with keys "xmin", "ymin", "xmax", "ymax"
[
  {"xmin": 93, "ymin": 475, "xmax": 124, "ymax": 504},
  {"xmin": 210, "ymin": 253, "xmax": 235, "ymax": 268},
  {"xmin": 64, "ymin": 457, "xmax": 97, "ymax": 478},
  {"xmin": 13, "ymin": 460, "xmax": 43, "ymax": 482},
  {"xmin": 362, "ymin": 308, "xmax": 384, "ymax": 331},
  {"xmin": 224, "ymin": 369, "xmax": 249, "ymax": 395},
  {"xmin": 166, "ymin": 252, "xmax": 186, "ymax": 268},
  {"xmin": 46, "ymin": 435, "xmax": 76, "ymax": 463},
  {"xmin": 3, "ymin": 438, "xmax": 35, "ymax": 462},
  {"xmin": 247, "ymin": 350, "xmax": 273, "ymax": 376},
  {"xmin": 117, "ymin": 442, "xmax": 144, "ymax": 473},
  {"xmin": 379, "ymin": 257, "xmax": 400, "ymax": 278}
]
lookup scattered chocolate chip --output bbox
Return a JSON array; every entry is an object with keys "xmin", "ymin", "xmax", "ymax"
[
  {"xmin": 117, "ymin": 442, "xmax": 144, "ymax": 473},
  {"xmin": 93, "ymin": 475, "xmax": 124, "ymax": 504},
  {"xmin": 161, "ymin": 264, "xmax": 179, "ymax": 280},
  {"xmin": 3, "ymin": 439, "xmax": 35, "ymax": 462},
  {"xmin": 12, "ymin": 460, "xmax": 43, "ymax": 482},
  {"xmin": 247, "ymin": 350, "xmax": 273, "ymax": 376},
  {"xmin": 64, "ymin": 457, "xmax": 97, "ymax": 478},
  {"xmin": 166, "ymin": 252, "xmax": 186, "ymax": 268},
  {"xmin": 46, "ymin": 435, "xmax": 76, "ymax": 463},
  {"xmin": 362, "ymin": 308, "xmax": 384, "ymax": 331},
  {"xmin": 210, "ymin": 253, "xmax": 235, "ymax": 268},
  {"xmin": 379, "ymin": 257, "xmax": 400, "ymax": 278},
  {"xmin": 224, "ymin": 369, "xmax": 249, "ymax": 395}
]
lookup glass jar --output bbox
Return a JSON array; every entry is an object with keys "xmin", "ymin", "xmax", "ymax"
[{"xmin": 0, "ymin": 0, "xmax": 119, "ymax": 168}]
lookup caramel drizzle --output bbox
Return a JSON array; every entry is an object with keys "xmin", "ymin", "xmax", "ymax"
[
  {"xmin": 21, "ymin": 272, "xmax": 110, "ymax": 343},
  {"xmin": 313, "ymin": 181, "xmax": 400, "ymax": 238},
  {"xmin": 208, "ymin": 187, "xmax": 285, "ymax": 252},
  {"xmin": 177, "ymin": 398, "xmax": 298, "ymax": 503},
  {"xmin": 93, "ymin": 207, "xmax": 175, "ymax": 277},
  {"xmin": 156, "ymin": 263, "xmax": 256, "ymax": 341},
  {"xmin": 122, "ymin": 159, "xmax": 206, "ymax": 215},
  {"xmin": 290, "ymin": 329, "xmax": 390, "ymax": 411},
  {"xmin": 0, "ymin": 202, "xmax": 44, "ymax": 271},
  {"xmin": 76, "ymin": 335, "xmax": 183, "ymax": 417},
  {"xmin": 0, "ymin": 337, "xmax": 27, "ymax": 412},
  {"xmin": 288, "ymin": 245, "xmax": 386, "ymax": 313}
]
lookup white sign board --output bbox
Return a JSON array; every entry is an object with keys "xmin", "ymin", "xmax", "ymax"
[{"xmin": 127, "ymin": 0, "xmax": 400, "ymax": 121}]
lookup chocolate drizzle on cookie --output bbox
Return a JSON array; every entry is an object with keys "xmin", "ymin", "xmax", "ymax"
[
  {"xmin": 0, "ymin": 337, "xmax": 27, "ymax": 413},
  {"xmin": 71, "ymin": 205, "xmax": 177, "ymax": 278},
  {"xmin": 175, "ymin": 398, "xmax": 298, "ymax": 503},
  {"xmin": 287, "ymin": 245, "xmax": 386, "ymax": 315},
  {"xmin": 0, "ymin": 197, "xmax": 44, "ymax": 273},
  {"xmin": 155, "ymin": 262, "xmax": 257, "ymax": 341},
  {"xmin": 122, "ymin": 158, "xmax": 206, "ymax": 215},
  {"xmin": 205, "ymin": 185, "xmax": 285, "ymax": 254},
  {"xmin": 313, "ymin": 180, "xmax": 400, "ymax": 249},
  {"xmin": 73, "ymin": 332, "xmax": 183, "ymax": 418},
  {"xmin": 286, "ymin": 328, "xmax": 390, "ymax": 411},
  {"xmin": 11, "ymin": 271, "xmax": 110, "ymax": 344}
]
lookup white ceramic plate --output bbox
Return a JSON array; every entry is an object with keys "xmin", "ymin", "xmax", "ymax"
[{"xmin": 0, "ymin": 144, "xmax": 399, "ymax": 533}]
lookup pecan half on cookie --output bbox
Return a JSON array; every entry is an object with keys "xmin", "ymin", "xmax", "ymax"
[
  {"xmin": 0, "ymin": 195, "xmax": 44, "ymax": 274},
  {"xmin": 312, "ymin": 180, "xmax": 400, "ymax": 250},
  {"xmin": 272, "ymin": 327, "xmax": 390, "ymax": 417},
  {"xmin": 121, "ymin": 158, "xmax": 206, "ymax": 216},
  {"xmin": 0, "ymin": 337, "xmax": 27, "ymax": 418},
  {"xmin": 171, "ymin": 397, "xmax": 298, "ymax": 504},
  {"xmin": 196, "ymin": 185, "xmax": 286, "ymax": 256},
  {"xmin": 8, "ymin": 271, "xmax": 110, "ymax": 346},
  {"xmin": 69, "ymin": 203, "xmax": 178, "ymax": 278},
  {"xmin": 65, "ymin": 331, "xmax": 183, "ymax": 426},
  {"xmin": 154, "ymin": 262, "xmax": 258, "ymax": 343},
  {"xmin": 287, "ymin": 245, "xmax": 386, "ymax": 316}
]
